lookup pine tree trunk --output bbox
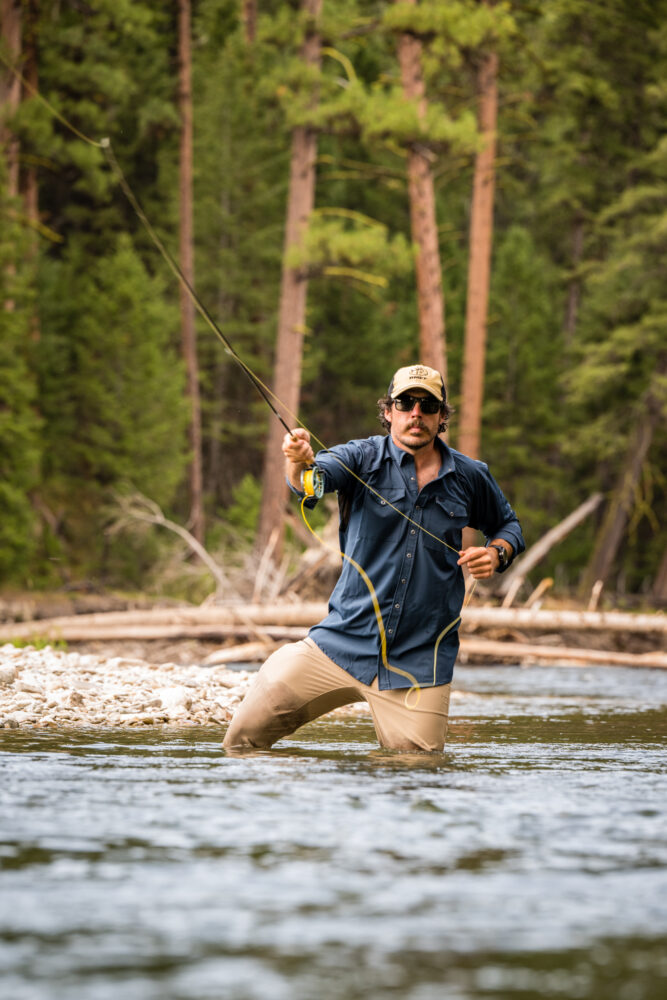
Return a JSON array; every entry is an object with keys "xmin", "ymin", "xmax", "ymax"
[
  {"xmin": 241, "ymin": 0, "xmax": 257, "ymax": 44},
  {"xmin": 458, "ymin": 47, "xmax": 498, "ymax": 460},
  {"xmin": 178, "ymin": 0, "xmax": 204, "ymax": 543},
  {"xmin": 396, "ymin": 0, "xmax": 446, "ymax": 378},
  {"xmin": 653, "ymin": 545, "xmax": 667, "ymax": 604},
  {"xmin": 1, "ymin": 0, "xmax": 22, "ymax": 316},
  {"xmin": 580, "ymin": 377, "xmax": 663, "ymax": 597},
  {"xmin": 20, "ymin": 0, "xmax": 40, "ymax": 341},
  {"xmin": 0, "ymin": 0, "xmax": 21, "ymax": 199},
  {"xmin": 256, "ymin": 0, "xmax": 322, "ymax": 558}
]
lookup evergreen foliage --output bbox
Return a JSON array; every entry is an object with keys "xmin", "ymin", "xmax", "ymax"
[
  {"xmin": 191, "ymin": 5, "xmax": 290, "ymax": 506},
  {"xmin": 37, "ymin": 235, "xmax": 188, "ymax": 579},
  {"xmin": 0, "ymin": 0, "xmax": 664, "ymax": 598},
  {"xmin": 482, "ymin": 225, "xmax": 564, "ymax": 540},
  {"xmin": 0, "ymin": 182, "xmax": 41, "ymax": 580}
]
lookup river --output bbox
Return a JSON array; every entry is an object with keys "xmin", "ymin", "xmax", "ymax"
[{"xmin": 1, "ymin": 664, "xmax": 666, "ymax": 999}]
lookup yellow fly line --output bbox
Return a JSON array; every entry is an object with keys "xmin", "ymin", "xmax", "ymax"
[
  {"xmin": 300, "ymin": 497, "xmax": 423, "ymax": 707},
  {"xmin": 299, "ymin": 495, "xmax": 476, "ymax": 708}
]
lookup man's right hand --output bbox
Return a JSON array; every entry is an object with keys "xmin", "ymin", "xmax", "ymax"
[{"xmin": 282, "ymin": 428, "xmax": 315, "ymax": 467}]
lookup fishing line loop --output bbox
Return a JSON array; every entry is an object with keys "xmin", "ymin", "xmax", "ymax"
[{"xmin": 300, "ymin": 498, "xmax": 422, "ymax": 707}]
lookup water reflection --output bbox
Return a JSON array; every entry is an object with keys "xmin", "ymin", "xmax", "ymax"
[{"xmin": 1, "ymin": 665, "xmax": 666, "ymax": 1000}]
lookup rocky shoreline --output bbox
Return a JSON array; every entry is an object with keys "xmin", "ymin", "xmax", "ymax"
[{"xmin": 0, "ymin": 642, "xmax": 257, "ymax": 730}]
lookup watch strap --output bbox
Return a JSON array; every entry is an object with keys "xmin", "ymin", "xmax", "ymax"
[{"xmin": 489, "ymin": 543, "xmax": 507, "ymax": 570}]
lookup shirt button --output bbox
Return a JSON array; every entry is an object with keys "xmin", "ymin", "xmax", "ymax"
[
  {"xmin": 410, "ymin": 529, "xmax": 416, "ymax": 534},
  {"xmin": 394, "ymin": 603, "xmax": 400, "ymax": 609},
  {"xmin": 380, "ymin": 500, "xmax": 386, "ymax": 505},
  {"xmin": 406, "ymin": 553, "xmax": 412, "ymax": 559},
  {"xmin": 401, "ymin": 578, "xmax": 406, "ymax": 584},
  {"xmin": 387, "ymin": 628, "xmax": 393, "ymax": 634}
]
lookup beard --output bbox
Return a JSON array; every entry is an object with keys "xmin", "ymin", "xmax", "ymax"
[{"xmin": 396, "ymin": 420, "xmax": 436, "ymax": 451}]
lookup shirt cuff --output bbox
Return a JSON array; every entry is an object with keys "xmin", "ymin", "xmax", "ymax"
[{"xmin": 286, "ymin": 475, "xmax": 319, "ymax": 509}]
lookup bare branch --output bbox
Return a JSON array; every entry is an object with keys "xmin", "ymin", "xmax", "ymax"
[{"xmin": 107, "ymin": 491, "xmax": 231, "ymax": 597}]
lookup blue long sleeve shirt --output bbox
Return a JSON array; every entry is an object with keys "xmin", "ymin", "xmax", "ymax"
[{"xmin": 291, "ymin": 434, "xmax": 524, "ymax": 690}]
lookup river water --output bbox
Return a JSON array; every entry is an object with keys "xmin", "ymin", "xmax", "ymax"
[{"xmin": 1, "ymin": 664, "xmax": 666, "ymax": 1000}]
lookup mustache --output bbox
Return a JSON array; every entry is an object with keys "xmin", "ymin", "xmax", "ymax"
[{"xmin": 407, "ymin": 419, "xmax": 427, "ymax": 430}]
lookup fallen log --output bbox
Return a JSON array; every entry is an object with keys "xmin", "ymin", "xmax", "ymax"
[
  {"xmin": 203, "ymin": 641, "xmax": 283, "ymax": 664},
  {"xmin": 203, "ymin": 637, "xmax": 667, "ymax": 670},
  {"xmin": 0, "ymin": 602, "xmax": 663, "ymax": 642},
  {"xmin": 2, "ymin": 615, "xmax": 663, "ymax": 667},
  {"xmin": 463, "ymin": 606, "xmax": 666, "ymax": 634},
  {"xmin": 0, "ymin": 623, "xmax": 310, "ymax": 642},
  {"xmin": 459, "ymin": 638, "xmax": 667, "ymax": 669},
  {"xmin": 0, "ymin": 602, "xmax": 328, "ymax": 632},
  {"xmin": 497, "ymin": 492, "xmax": 604, "ymax": 600}
]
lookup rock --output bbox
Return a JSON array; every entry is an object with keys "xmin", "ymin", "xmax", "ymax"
[
  {"xmin": 0, "ymin": 645, "xmax": 250, "ymax": 730},
  {"xmin": 1, "ymin": 643, "xmax": 25, "ymax": 658},
  {"xmin": 16, "ymin": 674, "xmax": 44, "ymax": 694},
  {"xmin": 0, "ymin": 666, "xmax": 17, "ymax": 686},
  {"xmin": 157, "ymin": 686, "xmax": 193, "ymax": 711}
]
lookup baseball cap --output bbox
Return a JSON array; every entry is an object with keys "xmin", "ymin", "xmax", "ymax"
[{"xmin": 388, "ymin": 364, "xmax": 445, "ymax": 402}]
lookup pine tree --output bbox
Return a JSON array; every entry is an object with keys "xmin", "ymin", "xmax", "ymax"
[
  {"xmin": 0, "ymin": 173, "xmax": 41, "ymax": 580},
  {"xmin": 570, "ymin": 137, "xmax": 667, "ymax": 595},
  {"xmin": 191, "ymin": 1, "xmax": 292, "ymax": 521},
  {"xmin": 482, "ymin": 225, "xmax": 564, "ymax": 548},
  {"xmin": 395, "ymin": 0, "xmax": 446, "ymax": 376},
  {"xmin": 257, "ymin": 0, "xmax": 323, "ymax": 557},
  {"xmin": 37, "ymin": 235, "xmax": 188, "ymax": 579},
  {"xmin": 458, "ymin": 36, "xmax": 498, "ymax": 460},
  {"xmin": 178, "ymin": 0, "xmax": 204, "ymax": 543}
]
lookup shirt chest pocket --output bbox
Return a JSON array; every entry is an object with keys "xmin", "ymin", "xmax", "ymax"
[
  {"xmin": 422, "ymin": 497, "xmax": 469, "ymax": 553},
  {"xmin": 358, "ymin": 486, "xmax": 407, "ymax": 538}
]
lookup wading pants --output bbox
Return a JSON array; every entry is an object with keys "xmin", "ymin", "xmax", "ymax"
[{"xmin": 222, "ymin": 638, "xmax": 451, "ymax": 753}]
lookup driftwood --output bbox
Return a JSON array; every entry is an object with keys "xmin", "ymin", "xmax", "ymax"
[
  {"xmin": 498, "ymin": 492, "xmax": 604, "ymax": 601},
  {"xmin": 463, "ymin": 606, "xmax": 665, "ymax": 634},
  {"xmin": 203, "ymin": 641, "xmax": 283, "ymax": 664},
  {"xmin": 108, "ymin": 493, "xmax": 234, "ymax": 598},
  {"xmin": 460, "ymin": 638, "xmax": 667, "ymax": 669},
  {"xmin": 523, "ymin": 577, "xmax": 553, "ymax": 609},
  {"xmin": 202, "ymin": 637, "xmax": 667, "ymax": 670},
  {"xmin": 0, "ymin": 623, "xmax": 311, "ymax": 642},
  {"xmin": 0, "ymin": 602, "xmax": 663, "ymax": 642},
  {"xmin": 1, "ymin": 599, "xmax": 665, "ymax": 668}
]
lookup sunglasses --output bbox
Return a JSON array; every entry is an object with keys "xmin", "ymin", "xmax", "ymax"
[{"xmin": 393, "ymin": 394, "xmax": 441, "ymax": 415}]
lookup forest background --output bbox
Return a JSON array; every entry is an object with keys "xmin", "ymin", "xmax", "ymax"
[{"xmin": 0, "ymin": 0, "xmax": 665, "ymax": 610}]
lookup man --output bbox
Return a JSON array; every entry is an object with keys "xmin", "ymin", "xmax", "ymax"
[{"xmin": 223, "ymin": 364, "xmax": 524, "ymax": 753}]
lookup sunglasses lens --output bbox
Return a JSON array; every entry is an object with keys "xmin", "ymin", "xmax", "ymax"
[{"xmin": 394, "ymin": 395, "xmax": 440, "ymax": 414}]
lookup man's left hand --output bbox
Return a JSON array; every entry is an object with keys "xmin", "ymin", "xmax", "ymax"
[{"xmin": 457, "ymin": 546, "xmax": 497, "ymax": 579}]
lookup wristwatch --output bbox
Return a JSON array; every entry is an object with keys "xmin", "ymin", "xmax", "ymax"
[{"xmin": 488, "ymin": 543, "xmax": 508, "ymax": 571}]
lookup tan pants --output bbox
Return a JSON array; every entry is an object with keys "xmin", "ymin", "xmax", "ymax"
[{"xmin": 223, "ymin": 638, "xmax": 451, "ymax": 752}]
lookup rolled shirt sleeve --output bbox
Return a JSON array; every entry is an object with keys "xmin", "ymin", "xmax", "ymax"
[{"xmin": 465, "ymin": 459, "xmax": 525, "ymax": 569}]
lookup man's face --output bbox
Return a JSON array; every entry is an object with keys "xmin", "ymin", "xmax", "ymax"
[{"xmin": 385, "ymin": 390, "xmax": 441, "ymax": 453}]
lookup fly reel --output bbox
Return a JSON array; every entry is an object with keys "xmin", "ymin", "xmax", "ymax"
[{"xmin": 301, "ymin": 465, "xmax": 325, "ymax": 499}]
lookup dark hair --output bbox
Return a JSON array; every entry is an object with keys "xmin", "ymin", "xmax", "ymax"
[{"xmin": 376, "ymin": 394, "xmax": 454, "ymax": 435}]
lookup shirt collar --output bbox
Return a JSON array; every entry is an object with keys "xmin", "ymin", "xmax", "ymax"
[{"xmin": 386, "ymin": 435, "xmax": 454, "ymax": 478}]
